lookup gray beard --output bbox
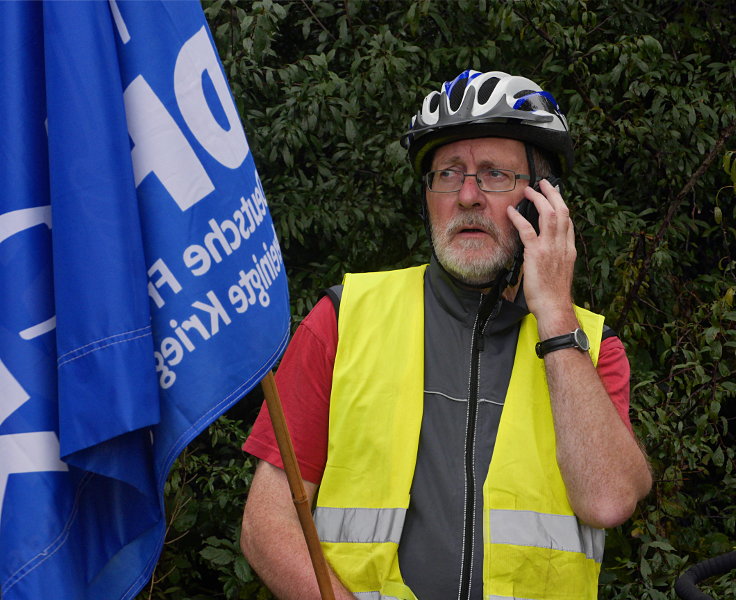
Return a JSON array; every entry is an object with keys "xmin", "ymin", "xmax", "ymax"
[{"xmin": 431, "ymin": 213, "xmax": 521, "ymax": 286}]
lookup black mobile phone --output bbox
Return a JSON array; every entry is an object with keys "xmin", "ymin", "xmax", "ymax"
[{"xmin": 516, "ymin": 176, "xmax": 561, "ymax": 234}]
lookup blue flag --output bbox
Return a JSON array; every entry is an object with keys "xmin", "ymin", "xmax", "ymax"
[{"xmin": 0, "ymin": 1, "xmax": 290, "ymax": 598}]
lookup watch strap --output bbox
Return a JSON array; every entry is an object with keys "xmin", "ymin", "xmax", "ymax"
[{"xmin": 535, "ymin": 328, "xmax": 589, "ymax": 358}]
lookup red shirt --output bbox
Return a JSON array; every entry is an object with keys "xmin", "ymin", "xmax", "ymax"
[{"xmin": 244, "ymin": 296, "xmax": 633, "ymax": 484}]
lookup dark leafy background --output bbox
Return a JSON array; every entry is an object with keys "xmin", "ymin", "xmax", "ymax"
[{"xmin": 136, "ymin": 1, "xmax": 735, "ymax": 598}]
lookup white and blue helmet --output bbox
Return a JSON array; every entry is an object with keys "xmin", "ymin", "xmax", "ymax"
[{"xmin": 402, "ymin": 70, "xmax": 574, "ymax": 176}]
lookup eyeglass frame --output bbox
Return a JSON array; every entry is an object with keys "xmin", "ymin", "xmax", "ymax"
[{"xmin": 424, "ymin": 168, "xmax": 531, "ymax": 193}]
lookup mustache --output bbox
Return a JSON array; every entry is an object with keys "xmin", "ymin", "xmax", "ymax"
[{"xmin": 443, "ymin": 214, "xmax": 501, "ymax": 240}]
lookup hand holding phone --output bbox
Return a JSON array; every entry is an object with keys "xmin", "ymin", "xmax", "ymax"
[{"xmin": 515, "ymin": 176, "xmax": 562, "ymax": 234}]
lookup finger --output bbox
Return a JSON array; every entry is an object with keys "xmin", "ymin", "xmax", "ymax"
[
  {"xmin": 538, "ymin": 179, "xmax": 568, "ymax": 214},
  {"xmin": 526, "ymin": 190, "xmax": 560, "ymax": 237},
  {"xmin": 523, "ymin": 181, "xmax": 549, "ymax": 207},
  {"xmin": 566, "ymin": 215, "xmax": 576, "ymax": 245},
  {"xmin": 506, "ymin": 203, "xmax": 538, "ymax": 241},
  {"xmin": 533, "ymin": 180, "xmax": 572, "ymax": 238}
]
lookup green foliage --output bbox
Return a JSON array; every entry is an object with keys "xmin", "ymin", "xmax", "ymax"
[
  {"xmin": 142, "ymin": 1, "xmax": 736, "ymax": 598},
  {"xmin": 724, "ymin": 151, "xmax": 736, "ymax": 186},
  {"xmin": 136, "ymin": 416, "xmax": 273, "ymax": 600}
]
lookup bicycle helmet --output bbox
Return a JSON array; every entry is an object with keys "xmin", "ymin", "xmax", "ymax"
[{"xmin": 401, "ymin": 70, "xmax": 574, "ymax": 176}]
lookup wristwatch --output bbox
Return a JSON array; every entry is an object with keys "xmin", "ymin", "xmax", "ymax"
[{"xmin": 535, "ymin": 328, "xmax": 590, "ymax": 358}]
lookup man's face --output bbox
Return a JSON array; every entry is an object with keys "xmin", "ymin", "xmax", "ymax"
[{"xmin": 426, "ymin": 137, "xmax": 529, "ymax": 286}]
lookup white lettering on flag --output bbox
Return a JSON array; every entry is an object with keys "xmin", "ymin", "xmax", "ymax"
[
  {"xmin": 108, "ymin": 0, "xmax": 131, "ymax": 44},
  {"xmin": 0, "ymin": 205, "xmax": 65, "ymax": 523},
  {"xmin": 191, "ymin": 290, "xmax": 232, "ymax": 336},
  {"xmin": 124, "ymin": 75, "xmax": 215, "ymax": 211},
  {"xmin": 0, "ymin": 206, "xmax": 55, "ymax": 424},
  {"xmin": 0, "ymin": 206, "xmax": 51, "ymax": 244},
  {"xmin": 174, "ymin": 26, "xmax": 249, "ymax": 169},
  {"xmin": 20, "ymin": 316, "xmax": 57, "ymax": 340},
  {"xmin": 147, "ymin": 258, "xmax": 183, "ymax": 309},
  {"xmin": 0, "ymin": 433, "xmax": 68, "ymax": 523},
  {"xmin": 0, "ymin": 360, "xmax": 30, "ymax": 426}
]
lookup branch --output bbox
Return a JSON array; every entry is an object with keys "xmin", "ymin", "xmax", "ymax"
[
  {"xmin": 512, "ymin": 8, "xmax": 555, "ymax": 46},
  {"xmin": 614, "ymin": 121, "xmax": 736, "ymax": 332},
  {"xmin": 300, "ymin": 0, "xmax": 335, "ymax": 41}
]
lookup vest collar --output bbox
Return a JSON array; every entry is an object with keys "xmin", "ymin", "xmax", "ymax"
[{"xmin": 427, "ymin": 257, "xmax": 529, "ymax": 331}]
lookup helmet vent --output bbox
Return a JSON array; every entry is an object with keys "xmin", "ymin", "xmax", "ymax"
[
  {"xmin": 477, "ymin": 77, "xmax": 500, "ymax": 104},
  {"xmin": 448, "ymin": 78, "xmax": 468, "ymax": 111},
  {"xmin": 514, "ymin": 90, "xmax": 558, "ymax": 114},
  {"xmin": 429, "ymin": 93, "xmax": 440, "ymax": 113},
  {"xmin": 513, "ymin": 89, "xmax": 536, "ymax": 100}
]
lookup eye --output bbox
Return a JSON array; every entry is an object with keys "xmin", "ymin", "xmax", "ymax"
[
  {"xmin": 476, "ymin": 169, "xmax": 517, "ymax": 192},
  {"xmin": 479, "ymin": 169, "xmax": 512, "ymax": 183},
  {"xmin": 427, "ymin": 169, "xmax": 464, "ymax": 191},
  {"xmin": 483, "ymin": 169, "xmax": 509, "ymax": 180}
]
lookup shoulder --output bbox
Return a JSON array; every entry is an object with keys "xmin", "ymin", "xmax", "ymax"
[
  {"xmin": 598, "ymin": 330, "xmax": 629, "ymax": 376},
  {"xmin": 597, "ymin": 328, "xmax": 632, "ymax": 431},
  {"xmin": 322, "ymin": 284, "xmax": 343, "ymax": 321},
  {"xmin": 296, "ymin": 293, "xmax": 338, "ymax": 355}
]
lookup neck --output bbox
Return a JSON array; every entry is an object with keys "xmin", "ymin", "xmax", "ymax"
[
  {"xmin": 449, "ymin": 264, "xmax": 523, "ymax": 301},
  {"xmin": 499, "ymin": 264, "xmax": 523, "ymax": 301}
]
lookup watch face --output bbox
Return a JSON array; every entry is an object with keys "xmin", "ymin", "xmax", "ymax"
[{"xmin": 574, "ymin": 328, "xmax": 590, "ymax": 351}]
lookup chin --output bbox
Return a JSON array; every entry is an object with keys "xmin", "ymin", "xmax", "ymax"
[
  {"xmin": 433, "ymin": 229, "xmax": 521, "ymax": 285},
  {"xmin": 438, "ymin": 252, "xmax": 507, "ymax": 285}
]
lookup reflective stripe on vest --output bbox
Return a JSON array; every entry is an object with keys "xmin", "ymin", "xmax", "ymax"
[
  {"xmin": 314, "ymin": 507, "xmax": 406, "ymax": 545},
  {"xmin": 488, "ymin": 509, "xmax": 605, "ymax": 563},
  {"xmin": 355, "ymin": 593, "xmax": 404, "ymax": 600}
]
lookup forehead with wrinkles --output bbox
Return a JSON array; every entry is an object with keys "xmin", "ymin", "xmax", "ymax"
[{"xmin": 430, "ymin": 137, "xmax": 528, "ymax": 173}]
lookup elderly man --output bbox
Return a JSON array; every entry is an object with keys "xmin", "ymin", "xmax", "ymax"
[{"xmin": 240, "ymin": 70, "xmax": 652, "ymax": 600}]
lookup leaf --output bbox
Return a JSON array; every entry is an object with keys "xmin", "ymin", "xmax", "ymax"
[
  {"xmin": 724, "ymin": 150, "xmax": 736, "ymax": 185},
  {"xmin": 646, "ymin": 540, "xmax": 676, "ymax": 552},
  {"xmin": 713, "ymin": 446, "xmax": 725, "ymax": 467},
  {"xmin": 345, "ymin": 119, "xmax": 356, "ymax": 142},
  {"xmin": 233, "ymin": 555, "xmax": 254, "ymax": 582},
  {"xmin": 200, "ymin": 545, "xmax": 234, "ymax": 566}
]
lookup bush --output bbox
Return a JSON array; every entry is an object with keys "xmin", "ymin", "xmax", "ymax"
[{"xmin": 140, "ymin": 1, "xmax": 736, "ymax": 598}]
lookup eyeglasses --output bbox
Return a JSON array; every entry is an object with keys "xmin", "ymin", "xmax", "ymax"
[{"xmin": 424, "ymin": 168, "xmax": 531, "ymax": 193}]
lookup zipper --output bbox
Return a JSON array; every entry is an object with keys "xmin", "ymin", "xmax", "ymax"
[{"xmin": 457, "ymin": 292, "xmax": 500, "ymax": 600}]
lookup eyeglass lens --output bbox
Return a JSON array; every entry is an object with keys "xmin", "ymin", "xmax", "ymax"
[{"xmin": 427, "ymin": 169, "xmax": 519, "ymax": 192}]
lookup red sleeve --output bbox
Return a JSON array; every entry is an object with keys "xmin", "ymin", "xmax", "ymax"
[
  {"xmin": 596, "ymin": 335, "xmax": 633, "ymax": 433},
  {"xmin": 243, "ymin": 296, "xmax": 337, "ymax": 484}
]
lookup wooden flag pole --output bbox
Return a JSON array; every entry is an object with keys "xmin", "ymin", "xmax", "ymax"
[{"xmin": 260, "ymin": 371, "xmax": 336, "ymax": 600}]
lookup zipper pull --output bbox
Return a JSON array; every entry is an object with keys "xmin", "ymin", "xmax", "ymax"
[{"xmin": 477, "ymin": 331, "xmax": 485, "ymax": 352}]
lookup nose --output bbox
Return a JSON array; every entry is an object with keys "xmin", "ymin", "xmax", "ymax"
[{"xmin": 457, "ymin": 173, "xmax": 487, "ymax": 209}]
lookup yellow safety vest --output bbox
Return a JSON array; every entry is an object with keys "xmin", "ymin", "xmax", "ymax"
[{"xmin": 314, "ymin": 265, "xmax": 605, "ymax": 600}]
